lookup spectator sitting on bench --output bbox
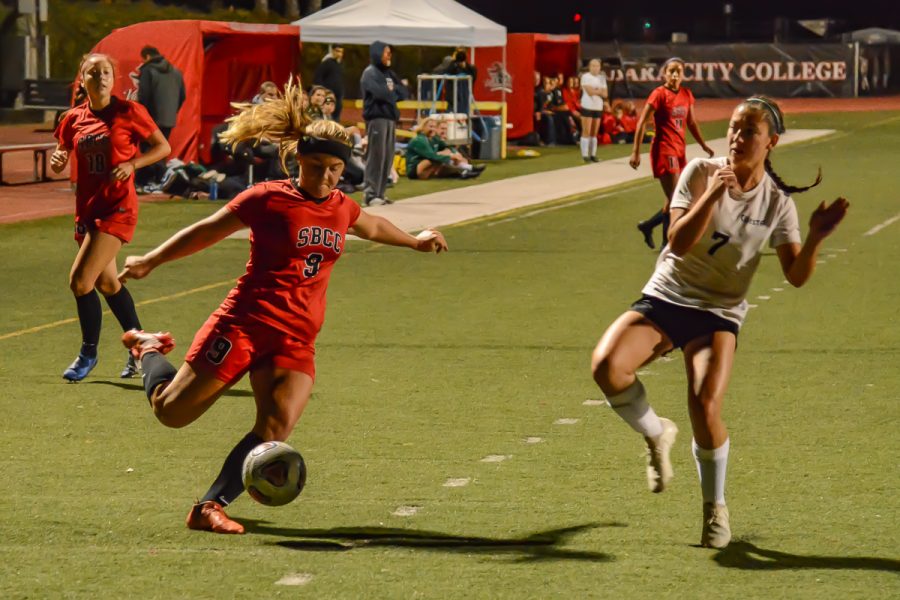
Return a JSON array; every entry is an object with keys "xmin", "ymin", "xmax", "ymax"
[
  {"xmin": 307, "ymin": 85, "xmax": 329, "ymax": 120},
  {"xmin": 435, "ymin": 119, "xmax": 485, "ymax": 174},
  {"xmin": 405, "ymin": 116, "xmax": 481, "ymax": 180},
  {"xmin": 251, "ymin": 81, "xmax": 279, "ymax": 105}
]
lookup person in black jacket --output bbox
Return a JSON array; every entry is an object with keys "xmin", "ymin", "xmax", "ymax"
[
  {"xmin": 360, "ymin": 41, "xmax": 408, "ymax": 206},
  {"xmin": 136, "ymin": 46, "xmax": 185, "ymax": 185},
  {"xmin": 313, "ymin": 44, "xmax": 344, "ymax": 121}
]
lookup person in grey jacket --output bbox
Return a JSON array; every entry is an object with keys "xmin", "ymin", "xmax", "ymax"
[
  {"xmin": 137, "ymin": 46, "xmax": 185, "ymax": 185},
  {"xmin": 360, "ymin": 41, "xmax": 408, "ymax": 206},
  {"xmin": 138, "ymin": 46, "xmax": 185, "ymax": 138}
]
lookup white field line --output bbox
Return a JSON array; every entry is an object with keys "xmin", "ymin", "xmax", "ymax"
[
  {"xmin": 275, "ymin": 573, "xmax": 313, "ymax": 586},
  {"xmin": 391, "ymin": 505, "xmax": 421, "ymax": 517},
  {"xmin": 863, "ymin": 212, "xmax": 900, "ymax": 236},
  {"xmin": 443, "ymin": 477, "xmax": 471, "ymax": 487}
]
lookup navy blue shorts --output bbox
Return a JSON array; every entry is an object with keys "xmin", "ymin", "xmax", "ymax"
[{"xmin": 630, "ymin": 295, "xmax": 739, "ymax": 349}]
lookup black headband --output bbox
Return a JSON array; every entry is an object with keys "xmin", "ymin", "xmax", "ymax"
[
  {"xmin": 746, "ymin": 97, "xmax": 785, "ymax": 134},
  {"xmin": 298, "ymin": 135, "xmax": 351, "ymax": 163}
]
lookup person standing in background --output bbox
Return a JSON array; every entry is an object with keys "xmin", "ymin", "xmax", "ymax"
[
  {"xmin": 313, "ymin": 44, "xmax": 345, "ymax": 122},
  {"xmin": 136, "ymin": 46, "xmax": 185, "ymax": 186},
  {"xmin": 360, "ymin": 41, "xmax": 408, "ymax": 207},
  {"xmin": 631, "ymin": 57, "xmax": 713, "ymax": 250},
  {"xmin": 579, "ymin": 58, "xmax": 608, "ymax": 163}
]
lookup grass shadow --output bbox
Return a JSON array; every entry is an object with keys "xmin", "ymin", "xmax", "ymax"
[
  {"xmin": 86, "ymin": 380, "xmax": 255, "ymax": 397},
  {"xmin": 714, "ymin": 540, "xmax": 900, "ymax": 573},
  {"xmin": 240, "ymin": 520, "xmax": 622, "ymax": 563}
]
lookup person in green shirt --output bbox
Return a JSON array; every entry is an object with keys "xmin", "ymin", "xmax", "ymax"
[{"xmin": 406, "ymin": 117, "xmax": 481, "ymax": 180}]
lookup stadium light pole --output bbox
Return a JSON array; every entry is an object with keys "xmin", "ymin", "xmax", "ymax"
[{"xmin": 723, "ymin": 3, "xmax": 733, "ymax": 40}]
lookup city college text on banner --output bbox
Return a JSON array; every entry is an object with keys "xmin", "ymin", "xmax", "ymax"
[{"xmin": 582, "ymin": 42, "xmax": 858, "ymax": 98}]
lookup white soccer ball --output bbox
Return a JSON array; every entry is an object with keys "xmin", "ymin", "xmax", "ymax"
[{"xmin": 241, "ymin": 441, "xmax": 307, "ymax": 506}]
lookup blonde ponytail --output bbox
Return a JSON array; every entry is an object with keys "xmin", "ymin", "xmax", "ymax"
[
  {"xmin": 219, "ymin": 81, "xmax": 353, "ymax": 176},
  {"xmin": 219, "ymin": 80, "xmax": 310, "ymax": 175}
]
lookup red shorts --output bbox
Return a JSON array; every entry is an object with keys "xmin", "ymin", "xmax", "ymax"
[
  {"xmin": 650, "ymin": 150, "xmax": 686, "ymax": 179},
  {"xmin": 185, "ymin": 312, "xmax": 316, "ymax": 385},
  {"xmin": 74, "ymin": 217, "xmax": 136, "ymax": 244}
]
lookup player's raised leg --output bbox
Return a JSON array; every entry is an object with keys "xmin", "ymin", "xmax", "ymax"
[{"xmin": 592, "ymin": 311, "xmax": 678, "ymax": 492}]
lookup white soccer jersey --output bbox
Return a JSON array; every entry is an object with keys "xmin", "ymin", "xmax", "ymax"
[
  {"xmin": 642, "ymin": 157, "xmax": 802, "ymax": 326},
  {"xmin": 580, "ymin": 72, "xmax": 607, "ymax": 111}
]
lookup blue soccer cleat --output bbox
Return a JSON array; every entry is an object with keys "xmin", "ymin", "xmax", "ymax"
[{"xmin": 62, "ymin": 353, "xmax": 98, "ymax": 382}]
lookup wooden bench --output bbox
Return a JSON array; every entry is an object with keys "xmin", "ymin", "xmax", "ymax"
[{"xmin": 0, "ymin": 142, "xmax": 62, "ymax": 186}]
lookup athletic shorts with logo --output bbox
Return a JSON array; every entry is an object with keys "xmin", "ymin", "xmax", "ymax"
[{"xmin": 185, "ymin": 311, "xmax": 316, "ymax": 385}]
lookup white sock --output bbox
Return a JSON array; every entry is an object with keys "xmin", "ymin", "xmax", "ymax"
[
  {"xmin": 580, "ymin": 137, "xmax": 590, "ymax": 158},
  {"xmin": 589, "ymin": 137, "xmax": 598, "ymax": 157},
  {"xmin": 692, "ymin": 437, "xmax": 730, "ymax": 505},
  {"xmin": 606, "ymin": 379, "xmax": 664, "ymax": 438}
]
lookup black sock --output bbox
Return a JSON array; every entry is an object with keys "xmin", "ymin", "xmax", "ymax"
[
  {"xmin": 104, "ymin": 286, "xmax": 142, "ymax": 332},
  {"xmin": 140, "ymin": 351, "xmax": 177, "ymax": 401},
  {"xmin": 75, "ymin": 291, "xmax": 102, "ymax": 356},
  {"xmin": 661, "ymin": 213, "xmax": 671, "ymax": 246},
  {"xmin": 201, "ymin": 432, "xmax": 265, "ymax": 506},
  {"xmin": 645, "ymin": 209, "xmax": 665, "ymax": 229}
]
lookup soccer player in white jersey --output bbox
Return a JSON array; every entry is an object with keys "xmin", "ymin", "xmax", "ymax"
[
  {"xmin": 590, "ymin": 96, "xmax": 848, "ymax": 548},
  {"xmin": 579, "ymin": 58, "xmax": 608, "ymax": 162}
]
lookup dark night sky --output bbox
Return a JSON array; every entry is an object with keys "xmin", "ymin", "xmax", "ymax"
[{"xmin": 439, "ymin": 0, "xmax": 900, "ymax": 41}]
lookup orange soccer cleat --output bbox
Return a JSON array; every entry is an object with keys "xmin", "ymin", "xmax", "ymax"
[
  {"xmin": 121, "ymin": 329, "xmax": 175, "ymax": 360},
  {"xmin": 185, "ymin": 500, "xmax": 245, "ymax": 535}
]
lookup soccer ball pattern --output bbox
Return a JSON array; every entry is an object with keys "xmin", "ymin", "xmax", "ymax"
[{"xmin": 241, "ymin": 441, "xmax": 307, "ymax": 506}]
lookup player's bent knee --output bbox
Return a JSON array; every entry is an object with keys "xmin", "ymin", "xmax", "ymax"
[
  {"xmin": 592, "ymin": 355, "xmax": 632, "ymax": 392},
  {"xmin": 689, "ymin": 392, "xmax": 724, "ymax": 422},
  {"xmin": 69, "ymin": 275, "xmax": 95, "ymax": 296},
  {"xmin": 96, "ymin": 280, "xmax": 120, "ymax": 297}
]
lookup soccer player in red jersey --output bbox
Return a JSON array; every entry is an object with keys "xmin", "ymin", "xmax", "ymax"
[
  {"xmin": 630, "ymin": 58, "xmax": 714, "ymax": 249},
  {"xmin": 116, "ymin": 83, "xmax": 448, "ymax": 534},
  {"xmin": 51, "ymin": 53, "xmax": 171, "ymax": 382}
]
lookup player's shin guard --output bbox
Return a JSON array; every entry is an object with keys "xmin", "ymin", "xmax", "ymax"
[
  {"xmin": 140, "ymin": 352, "xmax": 177, "ymax": 402},
  {"xmin": 75, "ymin": 291, "xmax": 102, "ymax": 355},
  {"xmin": 606, "ymin": 379, "xmax": 664, "ymax": 438},
  {"xmin": 104, "ymin": 286, "xmax": 141, "ymax": 332},
  {"xmin": 200, "ymin": 432, "xmax": 265, "ymax": 506},
  {"xmin": 692, "ymin": 437, "xmax": 729, "ymax": 504}
]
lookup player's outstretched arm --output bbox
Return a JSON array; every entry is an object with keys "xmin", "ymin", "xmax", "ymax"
[
  {"xmin": 350, "ymin": 211, "xmax": 448, "ymax": 253},
  {"xmin": 118, "ymin": 206, "xmax": 246, "ymax": 282},
  {"xmin": 777, "ymin": 197, "xmax": 850, "ymax": 287}
]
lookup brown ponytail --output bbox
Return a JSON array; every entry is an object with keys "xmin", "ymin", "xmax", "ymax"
[{"xmin": 764, "ymin": 158, "xmax": 822, "ymax": 194}]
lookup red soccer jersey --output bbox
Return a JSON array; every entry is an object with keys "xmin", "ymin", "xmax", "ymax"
[
  {"xmin": 647, "ymin": 85, "xmax": 695, "ymax": 157},
  {"xmin": 217, "ymin": 181, "xmax": 362, "ymax": 344},
  {"xmin": 54, "ymin": 98, "xmax": 158, "ymax": 233}
]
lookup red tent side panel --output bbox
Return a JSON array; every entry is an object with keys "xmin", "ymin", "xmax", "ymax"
[
  {"xmin": 90, "ymin": 20, "xmax": 300, "ymax": 164},
  {"xmin": 474, "ymin": 33, "xmax": 579, "ymax": 140},
  {"xmin": 92, "ymin": 21, "xmax": 205, "ymax": 163},
  {"xmin": 198, "ymin": 25, "xmax": 299, "ymax": 163}
]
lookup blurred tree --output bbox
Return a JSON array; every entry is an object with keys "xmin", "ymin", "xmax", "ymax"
[
  {"xmin": 254, "ymin": 0, "xmax": 268, "ymax": 14},
  {"xmin": 285, "ymin": 0, "xmax": 300, "ymax": 19}
]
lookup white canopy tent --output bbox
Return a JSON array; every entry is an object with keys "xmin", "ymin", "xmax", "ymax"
[
  {"xmin": 293, "ymin": 0, "xmax": 506, "ymax": 47},
  {"xmin": 296, "ymin": 0, "xmax": 509, "ymax": 151}
]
